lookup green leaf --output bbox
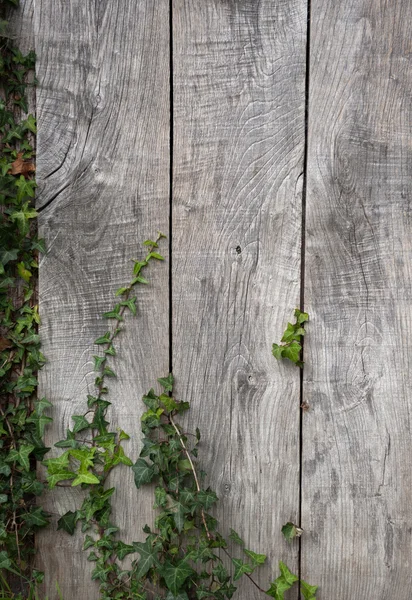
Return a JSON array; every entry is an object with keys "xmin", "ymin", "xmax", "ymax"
[
  {"xmin": 34, "ymin": 397, "xmax": 53, "ymax": 416},
  {"xmin": 9, "ymin": 201, "xmax": 37, "ymax": 235},
  {"xmin": 72, "ymin": 415, "xmax": 90, "ymax": 434},
  {"xmin": 282, "ymin": 341, "xmax": 302, "ymax": 364},
  {"xmin": 243, "ymin": 549, "xmax": 266, "ymax": 566},
  {"xmin": 159, "ymin": 393, "xmax": 178, "ymax": 412},
  {"xmin": 21, "ymin": 507, "xmax": 50, "ymax": 528},
  {"xmin": 158, "ymin": 373, "xmax": 174, "ymax": 393},
  {"xmin": 301, "ymin": 579, "xmax": 318, "ymax": 599},
  {"xmin": 0, "ymin": 551, "xmax": 11, "ymax": 570},
  {"xmin": 17, "ymin": 262, "xmax": 32, "ymax": 282},
  {"xmin": 163, "ymin": 560, "xmax": 194, "ymax": 595},
  {"xmin": 120, "ymin": 296, "xmax": 137, "ymax": 315},
  {"xmin": 266, "ymin": 562, "xmax": 299, "ymax": 600},
  {"xmin": 57, "ymin": 511, "xmax": 77, "ymax": 535},
  {"xmin": 0, "ymin": 248, "xmax": 19, "ymax": 265},
  {"xmin": 132, "ymin": 458, "xmax": 155, "ymax": 489},
  {"xmin": 6, "ymin": 443, "xmax": 35, "ymax": 471},
  {"xmin": 94, "ymin": 332, "xmax": 111, "ymax": 345},
  {"xmin": 93, "ymin": 355, "xmax": 106, "ymax": 370},
  {"xmin": 295, "ymin": 308, "xmax": 309, "ymax": 324},
  {"xmin": 27, "ymin": 412, "xmax": 53, "ymax": 437},
  {"xmin": 116, "ymin": 541, "xmax": 135, "ymax": 560},
  {"xmin": 231, "ymin": 558, "xmax": 254, "ymax": 581},
  {"xmin": 281, "ymin": 521, "xmax": 303, "ymax": 541},
  {"xmin": 71, "ymin": 472, "xmax": 100, "ymax": 486},
  {"xmin": 148, "ymin": 251, "xmax": 164, "ymax": 261},
  {"xmin": 166, "ymin": 593, "xmax": 189, "ymax": 600},
  {"xmin": 47, "ymin": 470, "xmax": 76, "ymax": 489},
  {"xmin": 133, "ymin": 538, "xmax": 159, "ymax": 579},
  {"xmin": 115, "ymin": 287, "xmax": 129, "ymax": 296},
  {"xmin": 197, "ymin": 489, "xmax": 218, "ymax": 510},
  {"xmin": 22, "ymin": 114, "xmax": 37, "ymax": 133},
  {"xmin": 229, "ymin": 529, "xmax": 245, "ymax": 546},
  {"xmin": 133, "ymin": 260, "xmax": 147, "ymax": 276},
  {"xmin": 132, "ymin": 275, "xmax": 149, "ymax": 285}
]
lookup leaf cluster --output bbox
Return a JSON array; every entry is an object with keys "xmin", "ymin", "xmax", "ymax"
[
  {"xmin": 46, "ymin": 249, "xmax": 316, "ymax": 600},
  {"xmin": 0, "ymin": 5, "xmax": 51, "ymax": 595},
  {"xmin": 272, "ymin": 309, "xmax": 308, "ymax": 367}
]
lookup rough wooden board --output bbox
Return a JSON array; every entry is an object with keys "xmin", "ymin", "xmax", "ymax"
[
  {"xmin": 172, "ymin": 1, "xmax": 306, "ymax": 596},
  {"xmin": 34, "ymin": 1, "xmax": 170, "ymax": 597},
  {"xmin": 302, "ymin": 1, "xmax": 412, "ymax": 598}
]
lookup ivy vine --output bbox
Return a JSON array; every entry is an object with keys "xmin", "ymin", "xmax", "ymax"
[{"xmin": 0, "ymin": 2, "xmax": 318, "ymax": 599}]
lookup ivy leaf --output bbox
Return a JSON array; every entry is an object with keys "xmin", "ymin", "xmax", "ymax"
[
  {"xmin": 22, "ymin": 114, "xmax": 37, "ymax": 133},
  {"xmin": 6, "ymin": 443, "xmax": 35, "ymax": 471},
  {"xmin": 0, "ymin": 551, "xmax": 11, "ymax": 570},
  {"xmin": 301, "ymin": 579, "xmax": 318, "ymax": 599},
  {"xmin": 57, "ymin": 511, "xmax": 77, "ymax": 535},
  {"xmin": 120, "ymin": 296, "xmax": 137, "ymax": 316},
  {"xmin": 243, "ymin": 549, "xmax": 266, "ymax": 566},
  {"xmin": 34, "ymin": 397, "xmax": 53, "ymax": 416},
  {"xmin": 71, "ymin": 472, "xmax": 100, "ymax": 486},
  {"xmin": 27, "ymin": 412, "xmax": 53, "ymax": 438},
  {"xmin": 281, "ymin": 521, "xmax": 303, "ymax": 541},
  {"xmin": 157, "ymin": 373, "xmax": 174, "ymax": 393},
  {"xmin": 197, "ymin": 489, "xmax": 218, "ymax": 510},
  {"xmin": 17, "ymin": 261, "xmax": 31, "ymax": 282},
  {"xmin": 94, "ymin": 332, "xmax": 111, "ymax": 345},
  {"xmin": 133, "ymin": 538, "xmax": 159, "ymax": 579},
  {"xmin": 148, "ymin": 251, "xmax": 164, "ymax": 261},
  {"xmin": 163, "ymin": 560, "xmax": 194, "ymax": 595},
  {"xmin": 229, "ymin": 529, "xmax": 245, "ymax": 546},
  {"xmin": 9, "ymin": 201, "xmax": 37, "ymax": 235},
  {"xmin": 116, "ymin": 541, "xmax": 135, "ymax": 560},
  {"xmin": 165, "ymin": 593, "xmax": 189, "ymax": 600},
  {"xmin": 282, "ymin": 341, "xmax": 302, "ymax": 364},
  {"xmin": 231, "ymin": 558, "xmax": 254, "ymax": 581},
  {"xmin": 72, "ymin": 415, "xmax": 90, "ymax": 434},
  {"xmin": 21, "ymin": 507, "xmax": 50, "ymax": 528},
  {"xmin": 266, "ymin": 562, "xmax": 299, "ymax": 599},
  {"xmin": 295, "ymin": 308, "xmax": 309, "ymax": 324},
  {"xmin": 15, "ymin": 176, "xmax": 36, "ymax": 200},
  {"xmin": 0, "ymin": 248, "xmax": 19, "ymax": 265},
  {"xmin": 132, "ymin": 458, "xmax": 155, "ymax": 489},
  {"xmin": 93, "ymin": 355, "xmax": 106, "ymax": 370}
]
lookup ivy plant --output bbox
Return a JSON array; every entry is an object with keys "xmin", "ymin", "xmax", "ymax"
[
  {"xmin": 0, "ymin": 1, "xmax": 50, "ymax": 596},
  {"xmin": 43, "ymin": 239, "xmax": 317, "ymax": 600}
]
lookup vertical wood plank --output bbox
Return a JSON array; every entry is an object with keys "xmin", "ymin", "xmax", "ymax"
[
  {"xmin": 173, "ymin": 1, "xmax": 307, "ymax": 596},
  {"xmin": 35, "ymin": 1, "xmax": 169, "ymax": 597},
  {"xmin": 303, "ymin": 1, "xmax": 412, "ymax": 597}
]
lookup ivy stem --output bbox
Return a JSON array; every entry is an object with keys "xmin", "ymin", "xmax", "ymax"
[{"xmin": 169, "ymin": 413, "xmax": 212, "ymax": 541}]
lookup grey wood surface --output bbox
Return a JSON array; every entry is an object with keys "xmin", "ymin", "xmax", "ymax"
[
  {"xmin": 34, "ymin": 1, "xmax": 170, "ymax": 597},
  {"xmin": 302, "ymin": 1, "xmax": 412, "ymax": 598},
  {"xmin": 172, "ymin": 1, "xmax": 307, "ymax": 596}
]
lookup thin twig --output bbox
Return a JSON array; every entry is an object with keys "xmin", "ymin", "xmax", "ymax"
[{"xmin": 169, "ymin": 413, "xmax": 212, "ymax": 540}]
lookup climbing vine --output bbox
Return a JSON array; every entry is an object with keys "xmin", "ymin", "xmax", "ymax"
[
  {"xmin": 0, "ymin": 2, "xmax": 317, "ymax": 599},
  {"xmin": 0, "ymin": 0, "xmax": 50, "ymax": 596},
  {"xmin": 43, "ymin": 237, "xmax": 316, "ymax": 600}
]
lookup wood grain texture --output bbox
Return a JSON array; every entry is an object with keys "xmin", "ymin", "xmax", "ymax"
[
  {"xmin": 172, "ymin": 1, "xmax": 306, "ymax": 596},
  {"xmin": 302, "ymin": 1, "xmax": 412, "ymax": 597},
  {"xmin": 34, "ymin": 1, "xmax": 169, "ymax": 597}
]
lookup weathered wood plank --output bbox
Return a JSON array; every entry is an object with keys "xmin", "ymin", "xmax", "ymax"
[
  {"xmin": 302, "ymin": 1, "xmax": 412, "ymax": 597},
  {"xmin": 173, "ymin": 1, "xmax": 307, "ymax": 596},
  {"xmin": 35, "ymin": 1, "xmax": 170, "ymax": 597}
]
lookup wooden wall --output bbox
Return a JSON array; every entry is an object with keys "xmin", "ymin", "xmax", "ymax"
[{"xmin": 24, "ymin": 0, "xmax": 412, "ymax": 597}]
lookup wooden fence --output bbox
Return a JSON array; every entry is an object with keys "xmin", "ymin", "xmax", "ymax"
[{"xmin": 15, "ymin": 0, "xmax": 412, "ymax": 597}]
